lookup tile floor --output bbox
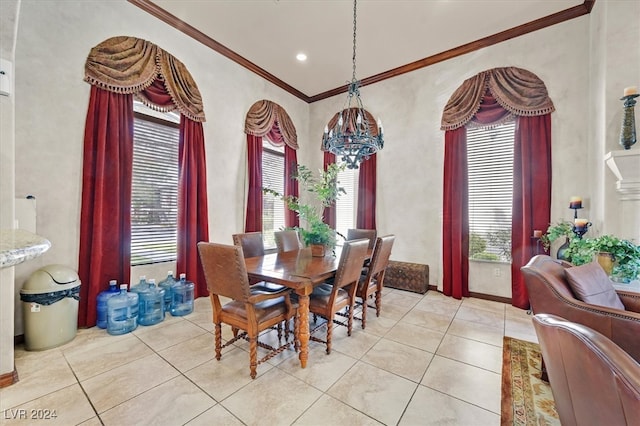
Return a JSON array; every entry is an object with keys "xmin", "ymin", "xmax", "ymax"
[{"xmin": 0, "ymin": 289, "xmax": 538, "ymax": 426}]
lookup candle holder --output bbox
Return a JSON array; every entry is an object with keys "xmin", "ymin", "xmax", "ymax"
[
  {"xmin": 572, "ymin": 222, "xmax": 592, "ymax": 239},
  {"xmin": 620, "ymin": 93, "xmax": 638, "ymax": 150},
  {"xmin": 531, "ymin": 236, "xmax": 544, "ymax": 255},
  {"xmin": 570, "ymin": 205, "xmax": 582, "ymax": 220}
]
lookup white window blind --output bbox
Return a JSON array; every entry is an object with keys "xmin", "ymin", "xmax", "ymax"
[
  {"xmin": 262, "ymin": 140, "xmax": 285, "ymax": 249},
  {"xmin": 335, "ymin": 159, "xmax": 358, "ymax": 242},
  {"xmin": 467, "ymin": 121, "xmax": 515, "ymax": 262},
  {"xmin": 131, "ymin": 105, "xmax": 180, "ymax": 266}
]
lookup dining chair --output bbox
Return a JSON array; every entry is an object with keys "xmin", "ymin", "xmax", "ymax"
[
  {"xmin": 197, "ymin": 242, "xmax": 297, "ymax": 379},
  {"xmin": 355, "ymin": 234, "xmax": 395, "ymax": 329},
  {"xmin": 309, "ymin": 238, "xmax": 369, "ymax": 354},
  {"xmin": 274, "ymin": 229, "xmax": 302, "ymax": 252},
  {"xmin": 232, "ymin": 231, "xmax": 265, "ymax": 258},
  {"xmin": 347, "ymin": 228, "xmax": 377, "ymax": 249},
  {"xmin": 232, "ymin": 231, "xmax": 286, "ymax": 292}
]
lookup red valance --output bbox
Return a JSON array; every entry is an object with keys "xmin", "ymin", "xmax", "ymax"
[
  {"xmin": 441, "ymin": 67, "xmax": 554, "ymax": 130},
  {"xmin": 84, "ymin": 36, "xmax": 205, "ymax": 122},
  {"xmin": 244, "ymin": 100, "xmax": 298, "ymax": 150}
]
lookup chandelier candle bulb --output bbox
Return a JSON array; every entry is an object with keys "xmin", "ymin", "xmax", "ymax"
[
  {"xmin": 569, "ymin": 196, "xmax": 582, "ymax": 209},
  {"xmin": 624, "ymin": 86, "xmax": 638, "ymax": 96}
]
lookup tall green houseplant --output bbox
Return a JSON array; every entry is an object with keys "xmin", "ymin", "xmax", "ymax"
[{"xmin": 264, "ymin": 163, "xmax": 346, "ymax": 253}]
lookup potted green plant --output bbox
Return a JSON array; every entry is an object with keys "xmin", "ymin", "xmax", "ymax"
[
  {"xmin": 264, "ymin": 163, "xmax": 346, "ymax": 256},
  {"xmin": 567, "ymin": 235, "xmax": 640, "ymax": 283}
]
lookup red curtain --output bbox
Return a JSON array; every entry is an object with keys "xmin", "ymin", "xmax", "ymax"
[
  {"xmin": 511, "ymin": 114, "xmax": 552, "ymax": 309},
  {"xmin": 177, "ymin": 118, "xmax": 209, "ymax": 298},
  {"xmin": 322, "ymin": 151, "xmax": 337, "ymax": 228},
  {"xmin": 141, "ymin": 79, "xmax": 210, "ymax": 297},
  {"xmin": 78, "ymin": 86, "xmax": 133, "ymax": 327},
  {"xmin": 245, "ymin": 134, "xmax": 263, "ymax": 232},
  {"xmin": 442, "ymin": 127, "xmax": 469, "ymax": 299},
  {"xmin": 284, "ymin": 145, "xmax": 299, "ymax": 228},
  {"xmin": 356, "ymin": 154, "xmax": 377, "ymax": 229},
  {"xmin": 441, "ymin": 91, "xmax": 552, "ymax": 307}
]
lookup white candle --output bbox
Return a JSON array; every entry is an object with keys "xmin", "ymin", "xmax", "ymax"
[{"xmin": 624, "ymin": 86, "xmax": 638, "ymax": 96}]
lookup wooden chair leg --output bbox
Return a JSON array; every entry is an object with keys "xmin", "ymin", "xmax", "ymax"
[
  {"xmin": 361, "ymin": 293, "xmax": 368, "ymax": 329},
  {"xmin": 347, "ymin": 305, "xmax": 354, "ymax": 336},
  {"xmin": 375, "ymin": 290, "xmax": 382, "ymax": 317},
  {"xmin": 294, "ymin": 315, "xmax": 300, "ymax": 352},
  {"xmin": 249, "ymin": 335, "xmax": 258, "ymax": 379},
  {"xmin": 214, "ymin": 323, "xmax": 222, "ymax": 361},
  {"xmin": 326, "ymin": 320, "xmax": 333, "ymax": 354}
]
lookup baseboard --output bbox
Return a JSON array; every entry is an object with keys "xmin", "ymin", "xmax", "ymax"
[
  {"xmin": 468, "ymin": 291, "xmax": 512, "ymax": 305},
  {"xmin": 14, "ymin": 334, "xmax": 24, "ymax": 345},
  {"xmin": 424, "ymin": 287, "xmax": 512, "ymax": 305},
  {"xmin": 0, "ymin": 367, "xmax": 19, "ymax": 388}
]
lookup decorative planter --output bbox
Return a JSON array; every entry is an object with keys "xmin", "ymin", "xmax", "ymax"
[
  {"xmin": 310, "ymin": 244, "xmax": 326, "ymax": 257},
  {"xmin": 597, "ymin": 252, "xmax": 615, "ymax": 276},
  {"xmin": 556, "ymin": 238, "xmax": 570, "ymax": 261}
]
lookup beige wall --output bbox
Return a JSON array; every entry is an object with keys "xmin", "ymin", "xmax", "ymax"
[
  {"xmin": 0, "ymin": 0, "xmax": 20, "ymax": 383},
  {"xmin": 1, "ymin": 0, "xmax": 637, "ymax": 357}
]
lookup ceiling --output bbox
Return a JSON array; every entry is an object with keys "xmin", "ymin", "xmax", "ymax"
[{"xmin": 139, "ymin": 0, "xmax": 590, "ymax": 102}]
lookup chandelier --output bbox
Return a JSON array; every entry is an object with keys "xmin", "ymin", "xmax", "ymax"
[{"xmin": 322, "ymin": 0, "xmax": 384, "ymax": 170}]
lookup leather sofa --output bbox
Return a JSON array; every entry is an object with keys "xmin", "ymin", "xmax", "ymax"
[
  {"xmin": 532, "ymin": 313, "xmax": 640, "ymax": 426},
  {"xmin": 521, "ymin": 255, "xmax": 640, "ymax": 362}
]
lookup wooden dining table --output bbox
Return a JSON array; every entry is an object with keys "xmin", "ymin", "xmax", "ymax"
[{"xmin": 243, "ymin": 246, "xmax": 370, "ymax": 368}]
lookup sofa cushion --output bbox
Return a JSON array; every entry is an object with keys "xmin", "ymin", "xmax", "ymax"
[{"xmin": 565, "ymin": 261, "xmax": 625, "ymax": 310}]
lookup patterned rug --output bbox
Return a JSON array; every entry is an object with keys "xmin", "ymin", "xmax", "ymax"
[{"xmin": 500, "ymin": 336, "xmax": 559, "ymax": 426}]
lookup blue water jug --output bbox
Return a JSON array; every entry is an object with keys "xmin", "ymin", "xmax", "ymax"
[
  {"xmin": 138, "ymin": 278, "xmax": 165, "ymax": 326},
  {"xmin": 158, "ymin": 271, "xmax": 177, "ymax": 314},
  {"xmin": 130, "ymin": 275, "xmax": 149, "ymax": 293},
  {"xmin": 107, "ymin": 284, "xmax": 139, "ymax": 335},
  {"xmin": 170, "ymin": 273, "xmax": 194, "ymax": 316},
  {"xmin": 96, "ymin": 279, "xmax": 120, "ymax": 329}
]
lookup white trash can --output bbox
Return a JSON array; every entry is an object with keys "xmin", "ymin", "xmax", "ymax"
[{"xmin": 20, "ymin": 264, "xmax": 80, "ymax": 351}]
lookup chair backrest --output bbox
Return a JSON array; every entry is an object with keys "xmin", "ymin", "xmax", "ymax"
[
  {"xmin": 333, "ymin": 239, "xmax": 370, "ymax": 289},
  {"xmin": 232, "ymin": 232, "xmax": 265, "ymax": 258},
  {"xmin": 347, "ymin": 228, "xmax": 377, "ymax": 249},
  {"xmin": 365, "ymin": 235, "xmax": 395, "ymax": 281},
  {"xmin": 274, "ymin": 230, "xmax": 302, "ymax": 252},
  {"xmin": 532, "ymin": 313, "xmax": 640, "ymax": 426},
  {"xmin": 198, "ymin": 242, "xmax": 251, "ymax": 302}
]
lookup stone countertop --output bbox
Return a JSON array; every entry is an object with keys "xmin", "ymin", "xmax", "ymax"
[{"xmin": 0, "ymin": 229, "xmax": 51, "ymax": 269}]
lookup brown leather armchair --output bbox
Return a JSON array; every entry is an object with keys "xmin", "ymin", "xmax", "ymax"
[
  {"xmin": 521, "ymin": 255, "xmax": 640, "ymax": 362},
  {"xmin": 532, "ymin": 313, "xmax": 640, "ymax": 426}
]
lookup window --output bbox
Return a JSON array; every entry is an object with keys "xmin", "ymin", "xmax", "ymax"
[
  {"xmin": 131, "ymin": 102, "xmax": 180, "ymax": 266},
  {"xmin": 262, "ymin": 139, "xmax": 285, "ymax": 249},
  {"xmin": 335, "ymin": 159, "xmax": 358, "ymax": 241},
  {"xmin": 467, "ymin": 120, "xmax": 515, "ymax": 262}
]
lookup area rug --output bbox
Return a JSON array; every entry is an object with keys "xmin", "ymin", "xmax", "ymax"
[{"xmin": 500, "ymin": 336, "xmax": 559, "ymax": 426}]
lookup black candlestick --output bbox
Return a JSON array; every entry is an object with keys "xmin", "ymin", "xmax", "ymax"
[{"xmin": 570, "ymin": 206, "xmax": 582, "ymax": 220}]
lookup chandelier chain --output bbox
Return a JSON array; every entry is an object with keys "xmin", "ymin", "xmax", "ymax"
[
  {"xmin": 352, "ymin": 0, "xmax": 357, "ymax": 83},
  {"xmin": 322, "ymin": 0, "xmax": 383, "ymax": 170}
]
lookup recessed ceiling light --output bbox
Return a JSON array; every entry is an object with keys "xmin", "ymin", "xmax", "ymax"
[{"xmin": 296, "ymin": 53, "xmax": 307, "ymax": 62}]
